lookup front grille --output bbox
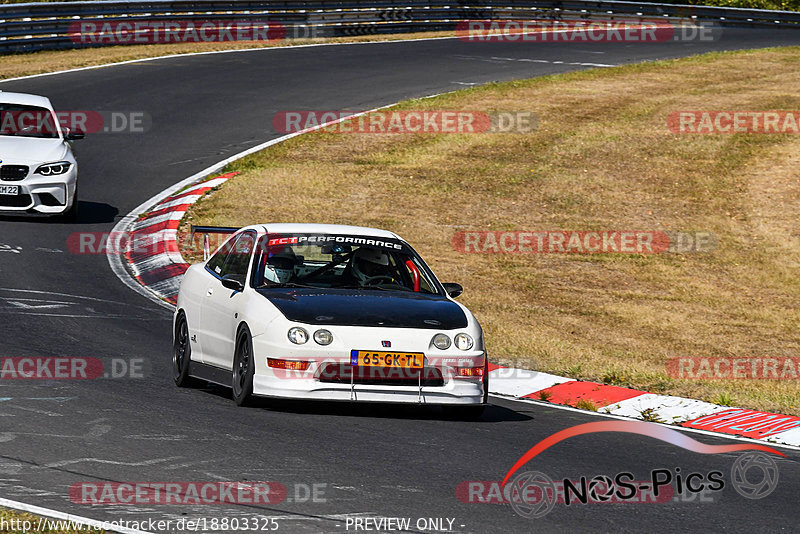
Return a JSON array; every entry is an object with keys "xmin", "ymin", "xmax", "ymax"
[
  {"xmin": 318, "ymin": 363, "xmax": 444, "ymax": 387},
  {"xmin": 0, "ymin": 193, "xmax": 32, "ymax": 208},
  {"xmin": 0, "ymin": 165, "xmax": 29, "ymax": 181}
]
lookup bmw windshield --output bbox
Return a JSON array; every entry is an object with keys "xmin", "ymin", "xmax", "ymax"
[
  {"xmin": 0, "ymin": 104, "xmax": 60, "ymax": 139},
  {"xmin": 253, "ymin": 234, "xmax": 442, "ymax": 294}
]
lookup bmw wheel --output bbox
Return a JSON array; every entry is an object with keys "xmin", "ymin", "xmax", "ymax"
[{"xmin": 61, "ymin": 185, "xmax": 79, "ymax": 223}]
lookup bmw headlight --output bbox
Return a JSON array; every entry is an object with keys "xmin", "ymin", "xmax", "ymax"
[
  {"xmin": 313, "ymin": 329, "xmax": 333, "ymax": 346},
  {"xmin": 35, "ymin": 161, "xmax": 72, "ymax": 176},
  {"xmin": 288, "ymin": 327, "xmax": 309, "ymax": 345},
  {"xmin": 432, "ymin": 333, "xmax": 451, "ymax": 350},
  {"xmin": 454, "ymin": 333, "xmax": 474, "ymax": 351}
]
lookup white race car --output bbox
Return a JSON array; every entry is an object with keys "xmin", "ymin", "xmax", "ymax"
[
  {"xmin": 0, "ymin": 91, "xmax": 82, "ymax": 219},
  {"xmin": 174, "ymin": 223, "xmax": 488, "ymax": 418}
]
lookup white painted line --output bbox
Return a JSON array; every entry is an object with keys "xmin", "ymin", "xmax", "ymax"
[
  {"xmin": 0, "ymin": 497, "xmax": 153, "ymax": 534},
  {"xmin": 767, "ymin": 426, "xmax": 800, "ymax": 447},
  {"xmin": 492, "ymin": 394, "xmax": 800, "ymax": 452},
  {"xmin": 129, "ymin": 254, "xmax": 182, "ymax": 276},
  {"xmin": 148, "ymin": 194, "xmax": 202, "ymax": 211},
  {"xmin": 131, "ymin": 210, "xmax": 185, "ymax": 231},
  {"xmin": 178, "ymin": 176, "xmax": 231, "ymax": 194},
  {"xmin": 0, "ymin": 34, "xmax": 470, "ymax": 85},
  {"xmin": 0, "ymin": 287, "xmax": 165, "ymax": 307}
]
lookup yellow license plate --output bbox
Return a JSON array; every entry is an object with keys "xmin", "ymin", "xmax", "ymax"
[{"xmin": 350, "ymin": 350, "xmax": 424, "ymax": 369}]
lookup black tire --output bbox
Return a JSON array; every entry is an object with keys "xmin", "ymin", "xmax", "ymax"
[
  {"xmin": 63, "ymin": 186, "xmax": 79, "ymax": 223},
  {"xmin": 232, "ymin": 326, "xmax": 255, "ymax": 406},
  {"xmin": 172, "ymin": 313, "xmax": 193, "ymax": 387},
  {"xmin": 481, "ymin": 356, "xmax": 489, "ymax": 404}
]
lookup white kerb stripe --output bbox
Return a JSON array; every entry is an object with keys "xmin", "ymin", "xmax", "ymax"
[{"xmin": 0, "ymin": 497, "xmax": 153, "ymax": 534}]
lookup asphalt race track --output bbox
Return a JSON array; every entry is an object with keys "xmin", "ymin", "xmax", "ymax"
[{"xmin": 1, "ymin": 28, "xmax": 800, "ymax": 533}]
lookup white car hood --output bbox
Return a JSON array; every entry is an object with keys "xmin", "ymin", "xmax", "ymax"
[{"xmin": 0, "ymin": 136, "xmax": 67, "ymax": 165}]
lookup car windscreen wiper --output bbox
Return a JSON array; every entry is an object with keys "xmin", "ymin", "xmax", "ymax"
[
  {"xmin": 257, "ymin": 282, "xmax": 318, "ymax": 289},
  {"xmin": 337, "ymin": 284, "xmax": 412, "ymax": 292}
]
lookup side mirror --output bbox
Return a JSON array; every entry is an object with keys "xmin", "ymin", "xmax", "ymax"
[
  {"xmin": 64, "ymin": 128, "xmax": 85, "ymax": 140},
  {"xmin": 442, "ymin": 282, "xmax": 463, "ymax": 298},
  {"xmin": 221, "ymin": 274, "xmax": 244, "ymax": 292}
]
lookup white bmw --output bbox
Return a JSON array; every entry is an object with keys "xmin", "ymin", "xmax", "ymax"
[
  {"xmin": 0, "ymin": 91, "xmax": 82, "ymax": 219},
  {"xmin": 174, "ymin": 223, "xmax": 489, "ymax": 418}
]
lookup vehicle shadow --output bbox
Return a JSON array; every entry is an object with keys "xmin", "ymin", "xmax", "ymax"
[
  {"xmin": 197, "ymin": 382, "xmax": 530, "ymax": 423},
  {"xmin": 0, "ymin": 201, "xmax": 118, "ymax": 224},
  {"xmin": 73, "ymin": 200, "xmax": 119, "ymax": 224}
]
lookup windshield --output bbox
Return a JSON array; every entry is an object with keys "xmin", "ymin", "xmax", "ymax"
[
  {"xmin": 253, "ymin": 234, "xmax": 441, "ymax": 294},
  {"xmin": 0, "ymin": 104, "xmax": 60, "ymax": 139}
]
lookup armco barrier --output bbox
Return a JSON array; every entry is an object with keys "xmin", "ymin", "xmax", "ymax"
[{"xmin": 0, "ymin": 0, "xmax": 798, "ymax": 53}]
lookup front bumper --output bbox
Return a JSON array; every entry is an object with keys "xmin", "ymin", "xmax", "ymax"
[
  {"xmin": 251, "ymin": 337, "xmax": 486, "ymax": 405},
  {"xmin": 252, "ymin": 372, "xmax": 484, "ymax": 405},
  {"xmin": 0, "ymin": 168, "xmax": 77, "ymax": 215}
]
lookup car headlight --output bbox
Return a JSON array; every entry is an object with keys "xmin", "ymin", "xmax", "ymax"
[
  {"xmin": 313, "ymin": 329, "xmax": 333, "ymax": 345},
  {"xmin": 454, "ymin": 333, "xmax": 474, "ymax": 351},
  {"xmin": 288, "ymin": 327, "xmax": 309, "ymax": 345},
  {"xmin": 432, "ymin": 333, "xmax": 451, "ymax": 350},
  {"xmin": 35, "ymin": 161, "xmax": 72, "ymax": 176}
]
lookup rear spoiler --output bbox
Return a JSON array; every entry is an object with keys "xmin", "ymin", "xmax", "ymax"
[{"xmin": 189, "ymin": 225, "xmax": 240, "ymax": 261}]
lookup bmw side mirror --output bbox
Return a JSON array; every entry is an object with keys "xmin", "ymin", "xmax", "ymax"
[
  {"xmin": 64, "ymin": 128, "xmax": 85, "ymax": 141},
  {"xmin": 221, "ymin": 274, "xmax": 244, "ymax": 292},
  {"xmin": 442, "ymin": 283, "xmax": 463, "ymax": 298}
]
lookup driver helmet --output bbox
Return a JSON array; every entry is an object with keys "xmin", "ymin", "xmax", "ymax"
[
  {"xmin": 351, "ymin": 247, "xmax": 391, "ymax": 283},
  {"xmin": 264, "ymin": 246, "xmax": 296, "ymax": 284}
]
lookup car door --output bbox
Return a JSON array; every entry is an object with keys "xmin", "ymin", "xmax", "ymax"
[
  {"xmin": 199, "ymin": 231, "xmax": 256, "ymax": 369},
  {"xmin": 191, "ymin": 236, "xmax": 236, "ymax": 363}
]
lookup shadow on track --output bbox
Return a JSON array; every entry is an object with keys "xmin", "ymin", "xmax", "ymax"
[
  {"xmin": 0, "ymin": 201, "xmax": 117, "ymax": 224},
  {"xmin": 195, "ymin": 382, "xmax": 531, "ymax": 423},
  {"xmin": 72, "ymin": 200, "xmax": 119, "ymax": 224}
]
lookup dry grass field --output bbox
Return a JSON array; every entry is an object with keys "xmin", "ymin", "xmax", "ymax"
[{"xmin": 183, "ymin": 48, "xmax": 800, "ymax": 415}]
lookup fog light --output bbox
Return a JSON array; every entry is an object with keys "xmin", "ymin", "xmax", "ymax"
[
  {"xmin": 288, "ymin": 327, "xmax": 309, "ymax": 345},
  {"xmin": 432, "ymin": 333, "xmax": 451, "ymax": 350},
  {"xmin": 454, "ymin": 333, "xmax": 474, "ymax": 351},
  {"xmin": 314, "ymin": 329, "xmax": 333, "ymax": 345}
]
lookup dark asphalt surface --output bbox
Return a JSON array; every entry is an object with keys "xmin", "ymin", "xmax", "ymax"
[{"xmin": 1, "ymin": 29, "xmax": 800, "ymax": 533}]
